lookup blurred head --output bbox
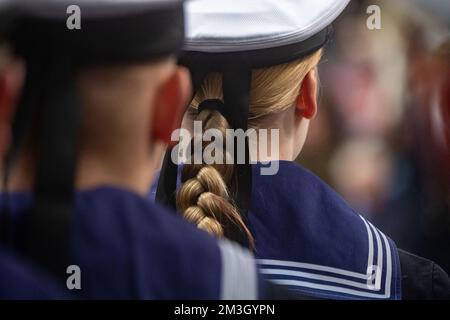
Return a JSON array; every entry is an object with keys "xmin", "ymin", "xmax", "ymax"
[
  {"xmin": 177, "ymin": 50, "xmax": 322, "ymax": 245},
  {"xmin": 0, "ymin": 55, "xmax": 191, "ymax": 194}
]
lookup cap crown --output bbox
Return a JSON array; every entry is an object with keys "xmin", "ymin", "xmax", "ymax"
[{"xmin": 185, "ymin": 0, "xmax": 350, "ymax": 52}]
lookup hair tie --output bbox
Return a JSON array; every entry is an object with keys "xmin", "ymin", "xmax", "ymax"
[{"xmin": 197, "ymin": 99, "xmax": 225, "ymax": 115}]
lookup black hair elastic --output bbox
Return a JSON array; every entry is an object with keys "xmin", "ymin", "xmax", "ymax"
[{"xmin": 197, "ymin": 99, "xmax": 225, "ymax": 115}]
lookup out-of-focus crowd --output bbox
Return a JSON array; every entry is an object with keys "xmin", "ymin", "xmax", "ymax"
[{"xmin": 300, "ymin": 0, "xmax": 450, "ymax": 273}]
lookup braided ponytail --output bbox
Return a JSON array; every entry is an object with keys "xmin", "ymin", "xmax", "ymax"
[
  {"xmin": 177, "ymin": 51, "xmax": 323, "ymax": 249},
  {"xmin": 176, "ymin": 109, "xmax": 254, "ymax": 248}
]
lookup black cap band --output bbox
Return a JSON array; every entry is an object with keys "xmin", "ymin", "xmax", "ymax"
[{"xmin": 180, "ymin": 26, "xmax": 331, "ymax": 71}]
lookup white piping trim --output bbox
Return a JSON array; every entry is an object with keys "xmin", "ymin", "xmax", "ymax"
[
  {"xmin": 360, "ymin": 215, "xmax": 375, "ymax": 278},
  {"xmin": 258, "ymin": 259, "xmax": 369, "ymax": 280},
  {"xmin": 260, "ymin": 268, "xmax": 377, "ymax": 290},
  {"xmin": 257, "ymin": 216, "xmax": 396, "ymax": 299},
  {"xmin": 219, "ymin": 240, "xmax": 258, "ymax": 300},
  {"xmin": 370, "ymin": 221, "xmax": 393, "ymax": 298},
  {"xmin": 368, "ymin": 221, "xmax": 383, "ymax": 290},
  {"xmin": 271, "ymin": 279, "xmax": 389, "ymax": 299},
  {"xmin": 258, "ymin": 216, "xmax": 379, "ymax": 281},
  {"xmin": 185, "ymin": 0, "xmax": 351, "ymax": 52}
]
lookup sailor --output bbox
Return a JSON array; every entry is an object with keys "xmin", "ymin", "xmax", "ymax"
[
  {"xmin": 154, "ymin": 0, "xmax": 450, "ymax": 299},
  {"xmin": 0, "ymin": 0, "xmax": 289, "ymax": 299}
]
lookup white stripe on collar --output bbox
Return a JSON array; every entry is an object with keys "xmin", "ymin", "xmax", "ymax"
[{"xmin": 257, "ymin": 215, "xmax": 399, "ymax": 300}]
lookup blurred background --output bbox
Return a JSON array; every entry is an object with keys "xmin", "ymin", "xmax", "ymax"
[{"xmin": 300, "ymin": 0, "xmax": 450, "ymax": 273}]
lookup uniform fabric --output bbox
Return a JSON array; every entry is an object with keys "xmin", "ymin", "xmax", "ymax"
[
  {"xmin": 150, "ymin": 161, "xmax": 403, "ymax": 300},
  {"xmin": 1, "ymin": 186, "xmax": 260, "ymax": 299},
  {"xmin": 399, "ymin": 249, "xmax": 450, "ymax": 299},
  {"xmin": 0, "ymin": 249, "xmax": 68, "ymax": 299}
]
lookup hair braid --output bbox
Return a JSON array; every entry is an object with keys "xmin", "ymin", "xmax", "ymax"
[
  {"xmin": 177, "ymin": 50, "xmax": 323, "ymax": 248},
  {"xmin": 176, "ymin": 109, "xmax": 254, "ymax": 248}
]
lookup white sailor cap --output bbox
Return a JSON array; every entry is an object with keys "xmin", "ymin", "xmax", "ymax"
[
  {"xmin": 185, "ymin": 0, "xmax": 350, "ymax": 54},
  {"xmin": 180, "ymin": 0, "xmax": 351, "ymax": 77}
]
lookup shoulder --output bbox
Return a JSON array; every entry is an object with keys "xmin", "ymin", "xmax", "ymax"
[
  {"xmin": 251, "ymin": 161, "xmax": 360, "ymax": 219},
  {"xmin": 74, "ymin": 187, "xmax": 224, "ymax": 298},
  {"xmin": 250, "ymin": 161, "xmax": 375, "ymax": 260},
  {"xmin": 399, "ymin": 249, "xmax": 450, "ymax": 299},
  {"xmin": 142, "ymin": 198, "xmax": 262, "ymax": 300},
  {"xmin": 250, "ymin": 163, "xmax": 404, "ymax": 300},
  {"xmin": 78, "ymin": 186, "xmax": 220, "ymax": 254}
]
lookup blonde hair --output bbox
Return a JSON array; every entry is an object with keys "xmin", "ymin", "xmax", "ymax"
[{"xmin": 177, "ymin": 50, "xmax": 322, "ymax": 248}]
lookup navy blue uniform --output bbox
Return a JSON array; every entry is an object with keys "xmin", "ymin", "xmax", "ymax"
[
  {"xmin": 151, "ymin": 161, "xmax": 450, "ymax": 299},
  {"xmin": 247, "ymin": 162, "xmax": 401, "ymax": 300},
  {"xmin": 0, "ymin": 250, "xmax": 67, "ymax": 299},
  {"xmin": 1, "ymin": 186, "xmax": 260, "ymax": 299}
]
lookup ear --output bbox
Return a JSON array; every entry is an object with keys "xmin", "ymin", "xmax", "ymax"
[
  {"xmin": 151, "ymin": 66, "xmax": 191, "ymax": 146},
  {"xmin": 295, "ymin": 69, "xmax": 318, "ymax": 119},
  {"xmin": 0, "ymin": 60, "xmax": 24, "ymax": 156}
]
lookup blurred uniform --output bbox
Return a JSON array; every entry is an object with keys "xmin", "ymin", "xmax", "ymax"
[
  {"xmin": 0, "ymin": 249, "xmax": 67, "ymax": 299},
  {"xmin": 153, "ymin": 0, "xmax": 450, "ymax": 300}
]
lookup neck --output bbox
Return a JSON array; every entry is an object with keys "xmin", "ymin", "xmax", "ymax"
[
  {"xmin": 248, "ymin": 128, "xmax": 298, "ymax": 162},
  {"xmin": 3, "ymin": 146, "xmax": 160, "ymax": 197},
  {"xmin": 77, "ymin": 151, "xmax": 156, "ymax": 196},
  {"xmin": 249, "ymin": 107, "xmax": 308, "ymax": 163}
]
